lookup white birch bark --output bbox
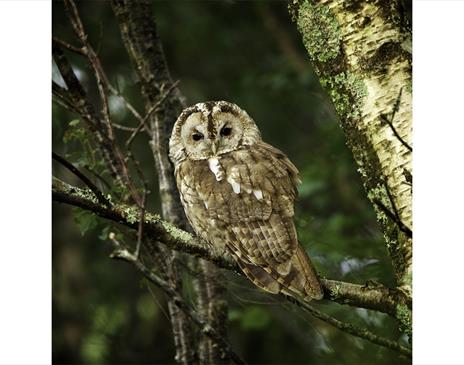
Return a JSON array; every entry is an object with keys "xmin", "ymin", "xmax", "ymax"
[{"xmin": 291, "ymin": 0, "xmax": 412, "ymax": 336}]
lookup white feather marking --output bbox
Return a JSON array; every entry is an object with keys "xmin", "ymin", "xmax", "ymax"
[
  {"xmin": 204, "ymin": 201, "xmax": 208, "ymax": 209},
  {"xmin": 253, "ymin": 189, "xmax": 263, "ymax": 200},
  {"xmin": 227, "ymin": 175, "xmax": 241, "ymax": 194},
  {"xmin": 208, "ymin": 158, "xmax": 224, "ymax": 181}
]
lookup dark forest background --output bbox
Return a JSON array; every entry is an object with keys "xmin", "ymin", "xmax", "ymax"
[{"xmin": 52, "ymin": 1, "xmax": 408, "ymax": 364}]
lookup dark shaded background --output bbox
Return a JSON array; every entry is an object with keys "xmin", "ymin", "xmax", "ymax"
[{"xmin": 52, "ymin": 1, "xmax": 408, "ymax": 364}]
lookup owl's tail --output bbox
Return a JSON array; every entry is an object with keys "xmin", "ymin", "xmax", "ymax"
[
  {"xmin": 237, "ymin": 245, "xmax": 324, "ymax": 301},
  {"xmin": 280, "ymin": 244, "xmax": 324, "ymax": 301}
]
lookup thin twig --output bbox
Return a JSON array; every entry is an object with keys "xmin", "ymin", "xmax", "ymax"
[
  {"xmin": 52, "ymin": 81, "xmax": 82, "ymax": 116},
  {"xmin": 83, "ymin": 164, "xmax": 112, "ymax": 191},
  {"xmin": 52, "ymin": 36, "xmax": 86, "ymax": 56},
  {"xmin": 112, "ymin": 123, "xmax": 137, "ymax": 132},
  {"xmin": 289, "ymin": 297, "xmax": 412, "ymax": 358},
  {"xmin": 64, "ymin": 0, "xmax": 113, "ymax": 138},
  {"xmin": 125, "ymin": 80, "xmax": 180, "ymax": 150},
  {"xmin": 62, "ymin": 0, "xmax": 142, "ymax": 206},
  {"xmin": 63, "ymin": 0, "xmax": 146, "ymax": 135},
  {"xmin": 125, "ymin": 121, "xmax": 147, "ymax": 152},
  {"xmin": 135, "ymin": 189, "xmax": 147, "ymax": 258},
  {"xmin": 372, "ymin": 198, "xmax": 412, "ymax": 238},
  {"xmin": 52, "ymin": 152, "xmax": 110, "ymax": 206},
  {"xmin": 383, "ymin": 182, "xmax": 412, "ymax": 238},
  {"xmin": 380, "ymin": 87, "xmax": 412, "ymax": 152},
  {"xmin": 143, "ymin": 80, "xmax": 180, "ymax": 127}
]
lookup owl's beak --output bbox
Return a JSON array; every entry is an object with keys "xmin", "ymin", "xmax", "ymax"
[{"xmin": 211, "ymin": 141, "xmax": 218, "ymax": 155}]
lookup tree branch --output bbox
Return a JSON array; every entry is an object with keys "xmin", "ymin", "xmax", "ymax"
[
  {"xmin": 289, "ymin": 298, "xmax": 411, "ymax": 357},
  {"xmin": 52, "ymin": 177, "xmax": 411, "ymax": 356},
  {"xmin": 52, "ymin": 152, "xmax": 110, "ymax": 206},
  {"xmin": 52, "ymin": 177, "xmax": 409, "ymax": 317}
]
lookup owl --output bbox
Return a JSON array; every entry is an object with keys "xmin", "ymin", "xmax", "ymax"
[{"xmin": 169, "ymin": 101, "xmax": 323, "ymax": 301}]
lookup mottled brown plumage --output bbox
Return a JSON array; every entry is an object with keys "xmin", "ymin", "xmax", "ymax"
[{"xmin": 169, "ymin": 101, "xmax": 323, "ymax": 301}]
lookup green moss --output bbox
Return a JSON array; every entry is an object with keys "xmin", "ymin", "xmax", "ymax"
[
  {"xmin": 330, "ymin": 283, "xmax": 342, "ymax": 298},
  {"xmin": 320, "ymin": 72, "xmax": 367, "ymax": 119},
  {"xmin": 396, "ymin": 304, "xmax": 412, "ymax": 338},
  {"xmin": 297, "ymin": 1, "xmax": 341, "ymax": 63},
  {"xmin": 161, "ymin": 221, "xmax": 193, "ymax": 242},
  {"xmin": 121, "ymin": 206, "xmax": 140, "ymax": 224}
]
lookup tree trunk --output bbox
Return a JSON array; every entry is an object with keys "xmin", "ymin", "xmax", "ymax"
[
  {"xmin": 111, "ymin": 0, "xmax": 230, "ymax": 362},
  {"xmin": 290, "ymin": 0, "xmax": 412, "ymax": 336}
]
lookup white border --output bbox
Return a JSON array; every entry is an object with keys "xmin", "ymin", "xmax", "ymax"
[
  {"xmin": 0, "ymin": 1, "xmax": 51, "ymax": 364},
  {"xmin": 414, "ymin": 1, "xmax": 464, "ymax": 364}
]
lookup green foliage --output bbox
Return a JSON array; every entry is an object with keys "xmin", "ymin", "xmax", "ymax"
[
  {"xmin": 241, "ymin": 307, "xmax": 271, "ymax": 330},
  {"xmin": 81, "ymin": 304, "xmax": 128, "ymax": 364},
  {"xmin": 73, "ymin": 207, "xmax": 99, "ymax": 236},
  {"xmin": 62, "ymin": 118, "xmax": 111, "ymax": 189},
  {"xmin": 136, "ymin": 294, "xmax": 159, "ymax": 321}
]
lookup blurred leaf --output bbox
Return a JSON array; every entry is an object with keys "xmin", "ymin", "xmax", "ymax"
[
  {"xmin": 240, "ymin": 306, "xmax": 271, "ymax": 330},
  {"xmin": 136, "ymin": 294, "xmax": 158, "ymax": 321},
  {"xmin": 228, "ymin": 308, "xmax": 242, "ymax": 322},
  {"xmin": 81, "ymin": 333, "xmax": 108, "ymax": 364},
  {"xmin": 73, "ymin": 207, "xmax": 99, "ymax": 236}
]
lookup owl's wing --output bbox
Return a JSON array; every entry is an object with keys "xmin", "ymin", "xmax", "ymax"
[{"xmin": 202, "ymin": 142, "xmax": 323, "ymax": 300}]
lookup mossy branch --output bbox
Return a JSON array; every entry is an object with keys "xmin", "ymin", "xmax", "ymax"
[
  {"xmin": 52, "ymin": 177, "xmax": 411, "ymax": 356},
  {"xmin": 52, "ymin": 178, "xmax": 410, "ymax": 319}
]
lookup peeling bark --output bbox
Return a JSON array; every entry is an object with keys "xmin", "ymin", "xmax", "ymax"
[{"xmin": 290, "ymin": 0, "xmax": 412, "ymax": 336}]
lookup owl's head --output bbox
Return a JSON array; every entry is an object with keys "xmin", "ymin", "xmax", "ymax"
[{"xmin": 169, "ymin": 101, "xmax": 261, "ymax": 163}]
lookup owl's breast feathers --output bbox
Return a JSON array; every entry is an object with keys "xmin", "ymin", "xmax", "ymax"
[{"xmin": 175, "ymin": 141, "xmax": 323, "ymax": 300}]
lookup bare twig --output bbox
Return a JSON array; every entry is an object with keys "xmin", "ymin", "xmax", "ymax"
[
  {"xmin": 112, "ymin": 123, "xmax": 137, "ymax": 132},
  {"xmin": 125, "ymin": 80, "xmax": 180, "ymax": 150},
  {"xmin": 62, "ymin": 0, "xmax": 146, "ymax": 132},
  {"xmin": 372, "ymin": 198, "xmax": 412, "ymax": 238},
  {"xmin": 64, "ymin": 0, "xmax": 113, "ymax": 140},
  {"xmin": 52, "ymin": 81, "xmax": 80, "ymax": 115},
  {"xmin": 52, "ymin": 152, "xmax": 110, "ymax": 206},
  {"xmin": 53, "ymin": 42, "xmax": 125, "ymax": 185},
  {"xmin": 83, "ymin": 164, "xmax": 112, "ymax": 191},
  {"xmin": 61, "ymin": 0, "xmax": 142, "ymax": 206},
  {"xmin": 380, "ymin": 87, "xmax": 412, "ymax": 152},
  {"xmin": 134, "ymin": 190, "xmax": 147, "ymax": 258},
  {"xmin": 52, "ymin": 36, "xmax": 86, "ymax": 56},
  {"xmin": 289, "ymin": 298, "xmax": 412, "ymax": 358}
]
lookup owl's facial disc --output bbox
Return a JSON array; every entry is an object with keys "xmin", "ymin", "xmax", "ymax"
[{"xmin": 180, "ymin": 110, "xmax": 245, "ymax": 160}]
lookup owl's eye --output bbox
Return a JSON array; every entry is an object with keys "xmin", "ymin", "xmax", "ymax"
[
  {"xmin": 220, "ymin": 127, "xmax": 232, "ymax": 136},
  {"xmin": 192, "ymin": 132, "xmax": 204, "ymax": 141}
]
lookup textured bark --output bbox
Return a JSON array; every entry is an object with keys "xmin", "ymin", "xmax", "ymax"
[
  {"xmin": 290, "ymin": 0, "xmax": 412, "ymax": 336},
  {"xmin": 192, "ymin": 260, "xmax": 229, "ymax": 364},
  {"xmin": 111, "ymin": 1, "xmax": 229, "ymax": 362}
]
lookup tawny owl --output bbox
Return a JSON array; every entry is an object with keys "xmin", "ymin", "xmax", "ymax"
[{"xmin": 169, "ymin": 101, "xmax": 323, "ymax": 301}]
